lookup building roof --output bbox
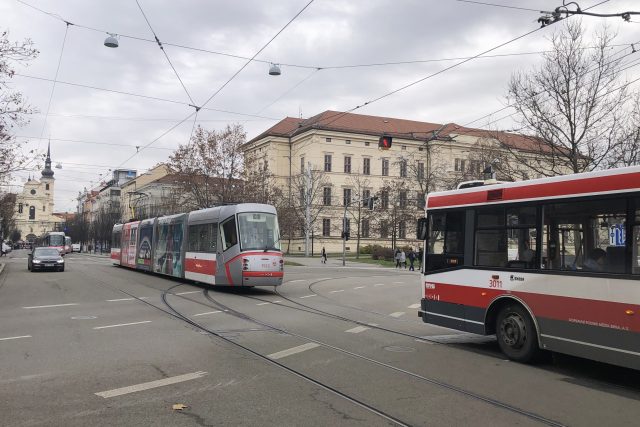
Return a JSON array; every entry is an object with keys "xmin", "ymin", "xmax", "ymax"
[{"xmin": 246, "ymin": 110, "xmax": 554, "ymax": 154}]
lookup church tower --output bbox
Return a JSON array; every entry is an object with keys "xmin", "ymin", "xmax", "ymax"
[{"xmin": 40, "ymin": 142, "xmax": 55, "ymax": 216}]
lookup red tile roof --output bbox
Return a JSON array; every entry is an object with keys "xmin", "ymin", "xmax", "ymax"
[{"xmin": 246, "ymin": 110, "xmax": 554, "ymax": 154}]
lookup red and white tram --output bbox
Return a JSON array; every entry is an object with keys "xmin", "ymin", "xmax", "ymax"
[
  {"xmin": 111, "ymin": 203, "xmax": 283, "ymax": 287},
  {"xmin": 110, "ymin": 224, "xmax": 122, "ymax": 265},
  {"xmin": 418, "ymin": 166, "xmax": 640, "ymax": 370},
  {"xmin": 36, "ymin": 231, "xmax": 66, "ymax": 255}
]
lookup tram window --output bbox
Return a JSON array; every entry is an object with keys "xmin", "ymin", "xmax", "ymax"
[
  {"xmin": 221, "ymin": 217, "xmax": 238, "ymax": 251},
  {"xmin": 188, "ymin": 223, "xmax": 217, "ymax": 253},
  {"xmin": 112, "ymin": 231, "xmax": 121, "ymax": 249},
  {"xmin": 633, "ymin": 199, "xmax": 640, "ymax": 275},
  {"xmin": 543, "ymin": 198, "xmax": 626, "ymax": 273}
]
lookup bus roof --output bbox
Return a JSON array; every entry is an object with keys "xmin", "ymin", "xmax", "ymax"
[{"xmin": 426, "ymin": 165, "xmax": 640, "ymax": 210}]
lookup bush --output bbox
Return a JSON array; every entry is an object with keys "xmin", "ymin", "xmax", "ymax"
[
  {"xmin": 372, "ymin": 246, "xmax": 394, "ymax": 261},
  {"xmin": 360, "ymin": 244, "xmax": 373, "ymax": 254}
]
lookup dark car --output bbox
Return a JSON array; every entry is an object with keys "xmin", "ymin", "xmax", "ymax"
[{"xmin": 28, "ymin": 247, "xmax": 65, "ymax": 272}]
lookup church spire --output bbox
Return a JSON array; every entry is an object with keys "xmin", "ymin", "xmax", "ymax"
[{"xmin": 41, "ymin": 141, "xmax": 54, "ymax": 179}]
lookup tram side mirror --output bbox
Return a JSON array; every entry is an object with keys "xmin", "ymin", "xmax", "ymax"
[
  {"xmin": 548, "ymin": 239, "xmax": 557, "ymax": 260},
  {"xmin": 417, "ymin": 218, "xmax": 428, "ymax": 240}
]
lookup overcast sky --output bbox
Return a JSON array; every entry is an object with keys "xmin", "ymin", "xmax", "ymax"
[{"xmin": 2, "ymin": 0, "xmax": 639, "ymax": 211}]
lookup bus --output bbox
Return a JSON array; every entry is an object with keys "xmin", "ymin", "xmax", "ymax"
[
  {"xmin": 417, "ymin": 166, "xmax": 640, "ymax": 370},
  {"xmin": 111, "ymin": 203, "xmax": 283, "ymax": 287},
  {"xmin": 35, "ymin": 231, "xmax": 67, "ymax": 255}
]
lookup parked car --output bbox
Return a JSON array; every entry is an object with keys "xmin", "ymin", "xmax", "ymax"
[
  {"xmin": 71, "ymin": 243, "xmax": 81, "ymax": 253},
  {"xmin": 28, "ymin": 247, "xmax": 65, "ymax": 272}
]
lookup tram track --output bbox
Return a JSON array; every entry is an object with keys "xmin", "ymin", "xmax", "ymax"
[{"xmin": 79, "ymin": 263, "xmax": 565, "ymax": 425}]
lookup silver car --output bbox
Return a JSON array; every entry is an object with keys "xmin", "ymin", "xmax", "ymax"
[{"xmin": 28, "ymin": 247, "xmax": 65, "ymax": 272}]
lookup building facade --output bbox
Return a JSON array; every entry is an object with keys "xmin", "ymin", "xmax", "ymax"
[
  {"xmin": 244, "ymin": 110, "xmax": 545, "ymax": 254},
  {"xmin": 13, "ymin": 144, "xmax": 58, "ymax": 241}
]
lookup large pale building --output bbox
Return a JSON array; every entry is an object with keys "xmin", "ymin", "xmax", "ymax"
[
  {"xmin": 244, "ymin": 110, "xmax": 544, "ymax": 254},
  {"xmin": 14, "ymin": 144, "xmax": 59, "ymax": 241}
]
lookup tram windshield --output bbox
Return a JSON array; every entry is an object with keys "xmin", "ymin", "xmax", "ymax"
[
  {"xmin": 49, "ymin": 234, "xmax": 64, "ymax": 246},
  {"xmin": 237, "ymin": 212, "xmax": 281, "ymax": 251}
]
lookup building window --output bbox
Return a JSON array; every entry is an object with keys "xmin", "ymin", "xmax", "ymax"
[
  {"xmin": 469, "ymin": 160, "xmax": 483, "ymax": 175},
  {"xmin": 362, "ymin": 219, "xmax": 370, "ymax": 238},
  {"xmin": 326, "ymin": 137, "xmax": 332, "ymax": 142},
  {"xmin": 344, "ymin": 156, "xmax": 351, "ymax": 173},
  {"xmin": 18, "ymin": 203, "xmax": 23, "ymax": 214},
  {"xmin": 380, "ymin": 220, "xmax": 389, "ymax": 238},
  {"xmin": 382, "ymin": 159, "xmax": 389, "ymax": 176},
  {"xmin": 362, "ymin": 189, "xmax": 371, "ymax": 207},
  {"xmin": 29, "ymin": 206, "xmax": 35, "ymax": 220},
  {"xmin": 363, "ymin": 158, "xmax": 370, "ymax": 175},
  {"xmin": 343, "ymin": 188, "xmax": 352, "ymax": 206},
  {"xmin": 381, "ymin": 190, "xmax": 389, "ymax": 209},
  {"xmin": 399, "ymin": 159, "xmax": 407, "ymax": 177},
  {"xmin": 364, "ymin": 141, "xmax": 370, "ymax": 147},
  {"xmin": 416, "ymin": 191, "xmax": 425, "ymax": 208},
  {"xmin": 454, "ymin": 158, "xmax": 466, "ymax": 172},
  {"xmin": 417, "ymin": 162, "xmax": 424, "ymax": 180},
  {"xmin": 324, "ymin": 154, "xmax": 332, "ymax": 172},
  {"xmin": 322, "ymin": 218, "xmax": 331, "ymax": 236},
  {"xmin": 42, "ymin": 205, "xmax": 45, "ymax": 212},
  {"xmin": 300, "ymin": 157, "xmax": 304, "ymax": 172},
  {"xmin": 30, "ymin": 189, "xmax": 36, "ymax": 195},
  {"xmin": 402, "ymin": 145, "xmax": 407, "ymax": 151},
  {"xmin": 346, "ymin": 139, "xmax": 351, "ymax": 145},
  {"xmin": 299, "ymin": 188, "xmax": 305, "ymax": 206},
  {"xmin": 45, "ymin": 184, "xmax": 50, "ymax": 190},
  {"xmin": 399, "ymin": 190, "xmax": 407, "ymax": 208},
  {"xmin": 323, "ymin": 187, "xmax": 332, "ymax": 206},
  {"xmin": 399, "ymin": 221, "xmax": 407, "ymax": 239}
]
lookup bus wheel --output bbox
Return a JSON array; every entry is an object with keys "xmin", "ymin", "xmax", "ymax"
[{"xmin": 496, "ymin": 304, "xmax": 539, "ymax": 363}]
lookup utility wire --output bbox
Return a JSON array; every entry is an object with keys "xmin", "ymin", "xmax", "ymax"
[
  {"xmin": 134, "ymin": 0, "xmax": 196, "ymax": 106},
  {"xmin": 453, "ymin": 0, "xmax": 542, "ymax": 12},
  {"xmin": 13, "ymin": 135, "xmax": 175, "ymax": 151},
  {"xmin": 38, "ymin": 22, "xmax": 70, "ymax": 145}
]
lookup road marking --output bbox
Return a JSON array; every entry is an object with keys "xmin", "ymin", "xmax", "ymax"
[
  {"xmin": 318, "ymin": 278, "xmax": 332, "ymax": 281},
  {"xmin": 389, "ymin": 312, "xmax": 405, "ymax": 318},
  {"xmin": 0, "ymin": 335, "xmax": 32, "ymax": 341},
  {"xmin": 353, "ymin": 286, "xmax": 366, "ymax": 290},
  {"xmin": 95, "ymin": 371, "xmax": 208, "ymax": 398},
  {"xmin": 393, "ymin": 281, "xmax": 405, "ymax": 284},
  {"xmin": 272, "ymin": 300, "xmax": 282, "ymax": 303},
  {"xmin": 299, "ymin": 294, "xmax": 316, "ymax": 299},
  {"xmin": 93, "ymin": 321, "xmax": 152, "ymax": 330},
  {"xmin": 408, "ymin": 303, "xmax": 421, "ymax": 309},
  {"xmin": 193, "ymin": 310, "xmax": 225, "ymax": 316},
  {"xmin": 288, "ymin": 279, "xmax": 306, "ymax": 283},
  {"xmin": 23, "ymin": 303, "xmax": 79, "ymax": 309},
  {"xmin": 267, "ymin": 343, "xmax": 320, "ymax": 360},
  {"xmin": 175, "ymin": 291, "xmax": 201, "ymax": 295},
  {"xmin": 256, "ymin": 302, "xmax": 271, "ymax": 306},
  {"xmin": 345, "ymin": 326, "xmax": 370, "ymax": 334},
  {"xmin": 373, "ymin": 283, "xmax": 385, "ymax": 287},
  {"xmin": 329, "ymin": 290, "xmax": 344, "ymax": 293},
  {"xmin": 106, "ymin": 297, "xmax": 149, "ymax": 302}
]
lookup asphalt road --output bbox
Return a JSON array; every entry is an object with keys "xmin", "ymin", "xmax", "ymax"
[{"xmin": 0, "ymin": 249, "xmax": 639, "ymax": 426}]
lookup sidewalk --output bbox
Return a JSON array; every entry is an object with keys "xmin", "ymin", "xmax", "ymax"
[{"xmin": 285, "ymin": 255, "xmax": 387, "ymax": 269}]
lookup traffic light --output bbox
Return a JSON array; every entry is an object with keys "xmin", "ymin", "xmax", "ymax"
[{"xmin": 378, "ymin": 136, "xmax": 392, "ymax": 150}]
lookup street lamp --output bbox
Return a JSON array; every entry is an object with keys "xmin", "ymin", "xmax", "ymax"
[
  {"xmin": 269, "ymin": 63, "xmax": 281, "ymax": 76},
  {"xmin": 104, "ymin": 33, "xmax": 119, "ymax": 48}
]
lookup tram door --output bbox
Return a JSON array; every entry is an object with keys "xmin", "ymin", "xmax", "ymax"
[{"xmin": 217, "ymin": 215, "xmax": 240, "ymax": 285}]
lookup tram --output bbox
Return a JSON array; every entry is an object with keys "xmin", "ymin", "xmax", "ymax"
[
  {"xmin": 111, "ymin": 203, "xmax": 283, "ymax": 287},
  {"xmin": 35, "ymin": 231, "xmax": 67, "ymax": 255},
  {"xmin": 64, "ymin": 236, "xmax": 72, "ymax": 254}
]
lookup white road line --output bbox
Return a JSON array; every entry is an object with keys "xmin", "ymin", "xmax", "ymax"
[
  {"xmin": 345, "ymin": 326, "xmax": 370, "ymax": 334},
  {"xmin": 287, "ymin": 279, "xmax": 306, "ymax": 283},
  {"xmin": 299, "ymin": 294, "xmax": 317, "ymax": 299},
  {"xmin": 0, "ymin": 335, "xmax": 32, "ymax": 341},
  {"xmin": 353, "ymin": 286, "xmax": 366, "ymax": 290},
  {"xmin": 175, "ymin": 291, "xmax": 201, "ymax": 296},
  {"xmin": 329, "ymin": 290, "xmax": 344, "ymax": 293},
  {"xmin": 106, "ymin": 297, "xmax": 149, "ymax": 302},
  {"xmin": 408, "ymin": 303, "xmax": 421, "ymax": 309},
  {"xmin": 317, "ymin": 277, "xmax": 332, "ymax": 281},
  {"xmin": 23, "ymin": 303, "xmax": 79, "ymax": 309},
  {"xmin": 272, "ymin": 300, "xmax": 282, "ymax": 303},
  {"xmin": 393, "ymin": 281, "xmax": 405, "ymax": 284},
  {"xmin": 267, "ymin": 343, "xmax": 320, "ymax": 360},
  {"xmin": 93, "ymin": 321, "xmax": 152, "ymax": 330},
  {"xmin": 373, "ymin": 283, "xmax": 385, "ymax": 287},
  {"xmin": 389, "ymin": 312, "xmax": 405, "ymax": 318},
  {"xmin": 192, "ymin": 310, "xmax": 226, "ymax": 316},
  {"xmin": 95, "ymin": 371, "xmax": 208, "ymax": 398},
  {"xmin": 256, "ymin": 302, "xmax": 271, "ymax": 306}
]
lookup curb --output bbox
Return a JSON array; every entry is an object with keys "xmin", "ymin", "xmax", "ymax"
[{"xmin": 0, "ymin": 262, "xmax": 5, "ymax": 276}]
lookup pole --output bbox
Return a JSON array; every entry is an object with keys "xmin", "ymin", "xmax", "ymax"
[
  {"xmin": 342, "ymin": 201, "xmax": 347, "ymax": 266},
  {"xmin": 304, "ymin": 162, "xmax": 311, "ymax": 257}
]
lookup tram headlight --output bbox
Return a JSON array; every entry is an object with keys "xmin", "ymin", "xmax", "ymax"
[
  {"xmin": 279, "ymin": 259, "xmax": 284, "ymax": 271},
  {"xmin": 242, "ymin": 258, "xmax": 249, "ymax": 271}
]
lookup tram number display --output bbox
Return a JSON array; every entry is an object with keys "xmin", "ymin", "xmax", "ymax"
[{"xmin": 489, "ymin": 278, "xmax": 503, "ymax": 288}]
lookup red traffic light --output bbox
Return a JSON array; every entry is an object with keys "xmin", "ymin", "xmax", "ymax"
[{"xmin": 378, "ymin": 136, "xmax": 392, "ymax": 150}]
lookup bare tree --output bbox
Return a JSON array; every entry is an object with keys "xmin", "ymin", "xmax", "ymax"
[
  {"xmin": 242, "ymin": 149, "xmax": 282, "ymax": 205},
  {"xmin": 0, "ymin": 191, "xmax": 16, "ymax": 240},
  {"xmin": 345, "ymin": 171, "xmax": 372, "ymax": 258},
  {"xmin": 374, "ymin": 178, "xmax": 419, "ymax": 250},
  {"xmin": 505, "ymin": 20, "xmax": 633, "ymax": 175},
  {"xmin": 169, "ymin": 124, "xmax": 245, "ymax": 208},
  {"xmin": 610, "ymin": 93, "xmax": 640, "ymax": 167},
  {"xmin": 1, "ymin": 30, "xmax": 39, "ymax": 183}
]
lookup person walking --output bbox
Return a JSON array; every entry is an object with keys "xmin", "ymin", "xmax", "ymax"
[
  {"xmin": 408, "ymin": 249, "xmax": 415, "ymax": 271},
  {"xmin": 395, "ymin": 249, "xmax": 401, "ymax": 268},
  {"xmin": 400, "ymin": 249, "xmax": 407, "ymax": 269},
  {"xmin": 321, "ymin": 247, "xmax": 327, "ymax": 264},
  {"xmin": 1, "ymin": 241, "xmax": 9, "ymax": 257}
]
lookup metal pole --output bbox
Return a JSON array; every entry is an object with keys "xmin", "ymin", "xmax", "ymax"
[
  {"xmin": 342, "ymin": 201, "xmax": 347, "ymax": 266},
  {"xmin": 304, "ymin": 162, "xmax": 311, "ymax": 257}
]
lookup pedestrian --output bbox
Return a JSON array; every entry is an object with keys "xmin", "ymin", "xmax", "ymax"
[
  {"xmin": 408, "ymin": 249, "xmax": 415, "ymax": 271},
  {"xmin": 400, "ymin": 249, "xmax": 407, "ymax": 269},
  {"xmin": 1, "ymin": 241, "xmax": 8, "ymax": 257},
  {"xmin": 321, "ymin": 247, "xmax": 327, "ymax": 264},
  {"xmin": 395, "ymin": 249, "xmax": 401, "ymax": 268}
]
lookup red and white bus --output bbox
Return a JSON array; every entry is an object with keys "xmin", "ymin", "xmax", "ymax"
[{"xmin": 418, "ymin": 166, "xmax": 640, "ymax": 370}]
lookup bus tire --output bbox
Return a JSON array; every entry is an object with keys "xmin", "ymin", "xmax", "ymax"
[{"xmin": 496, "ymin": 303, "xmax": 539, "ymax": 363}]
